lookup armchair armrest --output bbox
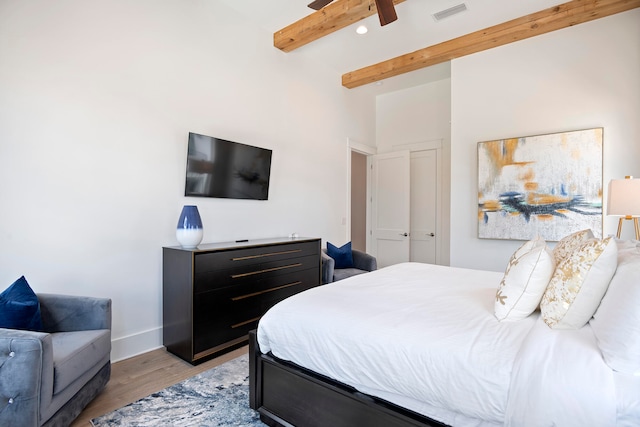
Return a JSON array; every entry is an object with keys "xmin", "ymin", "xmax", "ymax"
[
  {"xmin": 352, "ymin": 250, "xmax": 377, "ymax": 272},
  {"xmin": 38, "ymin": 294, "xmax": 111, "ymax": 333},
  {"xmin": 0, "ymin": 329, "xmax": 54, "ymax": 426},
  {"xmin": 321, "ymin": 251, "xmax": 335, "ymax": 284}
]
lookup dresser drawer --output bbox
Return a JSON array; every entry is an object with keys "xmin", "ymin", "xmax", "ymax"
[
  {"xmin": 194, "ymin": 254, "xmax": 319, "ymax": 294},
  {"xmin": 193, "ymin": 317, "xmax": 259, "ymax": 356},
  {"xmin": 194, "ymin": 241, "xmax": 319, "ymax": 273},
  {"xmin": 193, "ymin": 268, "xmax": 318, "ymax": 325},
  {"xmin": 193, "ymin": 268, "xmax": 318, "ymax": 354}
]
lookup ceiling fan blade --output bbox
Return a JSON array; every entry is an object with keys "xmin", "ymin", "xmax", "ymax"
[
  {"xmin": 374, "ymin": 0, "xmax": 397, "ymax": 26},
  {"xmin": 308, "ymin": 0, "xmax": 334, "ymax": 10}
]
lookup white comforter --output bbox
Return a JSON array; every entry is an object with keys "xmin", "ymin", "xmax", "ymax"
[{"xmin": 257, "ymin": 262, "xmax": 630, "ymax": 426}]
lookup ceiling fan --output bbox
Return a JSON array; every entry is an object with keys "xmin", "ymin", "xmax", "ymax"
[{"xmin": 307, "ymin": 0, "xmax": 398, "ymax": 26}]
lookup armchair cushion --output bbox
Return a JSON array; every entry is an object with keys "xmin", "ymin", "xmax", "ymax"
[
  {"xmin": 52, "ymin": 330, "xmax": 111, "ymax": 394},
  {"xmin": 0, "ymin": 276, "xmax": 43, "ymax": 331},
  {"xmin": 333, "ymin": 267, "xmax": 368, "ymax": 282}
]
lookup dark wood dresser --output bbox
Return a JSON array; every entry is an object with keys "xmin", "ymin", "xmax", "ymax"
[{"xmin": 162, "ymin": 237, "xmax": 321, "ymax": 364}]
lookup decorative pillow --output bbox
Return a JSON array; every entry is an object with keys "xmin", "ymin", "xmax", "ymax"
[
  {"xmin": 327, "ymin": 241, "xmax": 354, "ymax": 269},
  {"xmin": 614, "ymin": 237, "xmax": 640, "ymax": 252},
  {"xmin": 541, "ymin": 237, "xmax": 617, "ymax": 329},
  {"xmin": 552, "ymin": 229, "xmax": 594, "ymax": 264},
  {"xmin": 590, "ymin": 242, "xmax": 640, "ymax": 374},
  {"xmin": 495, "ymin": 237, "xmax": 555, "ymax": 321},
  {"xmin": 0, "ymin": 276, "xmax": 43, "ymax": 331}
]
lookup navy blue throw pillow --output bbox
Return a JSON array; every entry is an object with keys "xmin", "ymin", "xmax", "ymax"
[
  {"xmin": 0, "ymin": 276, "xmax": 43, "ymax": 331},
  {"xmin": 327, "ymin": 241, "xmax": 354, "ymax": 269}
]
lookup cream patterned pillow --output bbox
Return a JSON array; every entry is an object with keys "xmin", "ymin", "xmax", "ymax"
[
  {"xmin": 495, "ymin": 237, "xmax": 555, "ymax": 321},
  {"xmin": 552, "ymin": 229, "xmax": 594, "ymax": 264},
  {"xmin": 541, "ymin": 237, "xmax": 617, "ymax": 329}
]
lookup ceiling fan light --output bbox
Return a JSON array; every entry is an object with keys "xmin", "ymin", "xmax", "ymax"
[{"xmin": 356, "ymin": 25, "xmax": 368, "ymax": 35}]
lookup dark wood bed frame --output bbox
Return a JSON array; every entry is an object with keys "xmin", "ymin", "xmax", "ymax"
[{"xmin": 249, "ymin": 330, "xmax": 448, "ymax": 427}]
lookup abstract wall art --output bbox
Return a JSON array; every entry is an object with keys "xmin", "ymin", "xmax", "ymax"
[{"xmin": 478, "ymin": 128, "xmax": 603, "ymax": 241}]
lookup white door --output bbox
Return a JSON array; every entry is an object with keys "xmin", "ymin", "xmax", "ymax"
[
  {"xmin": 370, "ymin": 151, "xmax": 410, "ymax": 268},
  {"xmin": 410, "ymin": 150, "xmax": 438, "ymax": 264}
]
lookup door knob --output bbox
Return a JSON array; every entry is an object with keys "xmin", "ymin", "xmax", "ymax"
[
  {"xmin": 399, "ymin": 232, "xmax": 408, "ymax": 237},
  {"xmin": 427, "ymin": 233, "xmax": 435, "ymax": 237}
]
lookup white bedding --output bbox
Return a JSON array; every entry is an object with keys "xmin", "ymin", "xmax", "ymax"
[{"xmin": 257, "ymin": 262, "xmax": 638, "ymax": 426}]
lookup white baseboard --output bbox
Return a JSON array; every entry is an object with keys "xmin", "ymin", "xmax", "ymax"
[{"xmin": 110, "ymin": 327, "xmax": 163, "ymax": 362}]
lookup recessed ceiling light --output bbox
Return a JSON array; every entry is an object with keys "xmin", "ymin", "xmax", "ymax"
[{"xmin": 356, "ymin": 25, "xmax": 368, "ymax": 35}]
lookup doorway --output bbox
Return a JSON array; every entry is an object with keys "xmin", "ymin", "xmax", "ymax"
[
  {"xmin": 368, "ymin": 146, "xmax": 442, "ymax": 268},
  {"xmin": 351, "ymin": 151, "xmax": 367, "ymax": 252}
]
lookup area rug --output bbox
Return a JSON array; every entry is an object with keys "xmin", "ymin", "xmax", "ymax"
[{"xmin": 91, "ymin": 353, "xmax": 267, "ymax": 426}]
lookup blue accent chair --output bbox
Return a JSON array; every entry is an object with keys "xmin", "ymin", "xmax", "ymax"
[
  {"xmin": 0, "ymin": 294, "xmax": 111, "ymax": 426},
  {"xmin": 321, "ymin": 249, "xmax": 377, "ymax": 284}
]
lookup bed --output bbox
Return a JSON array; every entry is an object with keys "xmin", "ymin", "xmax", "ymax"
[{"xmin": 249, "ymin": 236, "xmax": 640, "ymax": 427}]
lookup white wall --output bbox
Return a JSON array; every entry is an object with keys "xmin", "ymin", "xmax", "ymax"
[
  {"xmin": 375, "ymin": 77, "xmax": 452, "ymax": 264},
  {"xmin": 0, "ymin": 0, "xmax": 375, "ymax": 360},
  {"xmin": 376, "ymin": 77, "xmax": 452, "ymax": 154},
  {"xmin": 450, "ymin": 10, "xmax": 640, "ymax": 271}
]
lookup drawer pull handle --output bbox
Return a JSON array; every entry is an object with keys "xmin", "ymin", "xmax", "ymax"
[
  {"xmin": 231, "ymin": 263, "xmax": 303, "ymax": 279},
  {"xmin": 231, "ymin": 316, "xmax": 261, "ymax": 329},
  {"xmin": 231, "ymin": 249, "xmax": 301, "ymax": 261},
  {"xmin": 231, "ymin": 281, "xmax": 302, "ymax": 301}
]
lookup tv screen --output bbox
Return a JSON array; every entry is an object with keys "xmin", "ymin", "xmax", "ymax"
[{"xmin": 185, "ymin": 132, "xmax": 272, "ymax": 200}]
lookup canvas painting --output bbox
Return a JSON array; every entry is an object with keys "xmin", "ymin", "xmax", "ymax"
[{"xmin": 478, "ymin": 128, "xmax": 603, "ymax": 241}]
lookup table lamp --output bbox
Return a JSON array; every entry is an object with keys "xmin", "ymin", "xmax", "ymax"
[{"xmin": 607, "ymin": 176, "xmax": 640, "ymax": 240}]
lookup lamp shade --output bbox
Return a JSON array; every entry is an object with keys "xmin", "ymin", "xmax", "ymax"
[{"xmin": 607, "ymin": 177, "xmax": 640, "ymax": 217}]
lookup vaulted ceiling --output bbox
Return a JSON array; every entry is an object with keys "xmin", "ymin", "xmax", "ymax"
[{"xmin": 220, "ymin": 0, "xmax": 639, "ymax": 93}]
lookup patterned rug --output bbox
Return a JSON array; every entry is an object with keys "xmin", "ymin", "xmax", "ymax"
[{"xmin": 91, "ymin": 353, "xmax": 267, "ymax": 426}]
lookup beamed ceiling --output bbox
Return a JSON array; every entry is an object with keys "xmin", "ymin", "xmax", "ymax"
[{"xmin": 222, "ymin": 0, "xmax": 640, "ymax": 91}]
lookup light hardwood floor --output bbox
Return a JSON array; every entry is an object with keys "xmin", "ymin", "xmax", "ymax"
[{"xmin": 70, "ymin": 346, "xmax": 249, "ymax": 426}]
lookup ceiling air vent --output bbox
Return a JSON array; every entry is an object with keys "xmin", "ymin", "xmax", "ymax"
[{"xmin": 432, "ymin": 3, "xmax": 468, "ymax": 21}]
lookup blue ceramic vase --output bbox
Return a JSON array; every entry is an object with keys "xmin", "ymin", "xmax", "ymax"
[{"xmin": 176, "ymin": 205, "xmax": 203, "ymax": 249}]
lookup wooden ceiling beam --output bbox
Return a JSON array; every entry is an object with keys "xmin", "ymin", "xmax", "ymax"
[
  {"xmin": 274, "ymin": 0, "xmax": 406, "ymax": 52},
  {"xmin": 342, "ymin": 0, "xmax": 640, "ymax": 88}
]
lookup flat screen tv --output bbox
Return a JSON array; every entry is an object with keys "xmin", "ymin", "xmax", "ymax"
[{"xmin": 185, "ymin": 132, "xmax": 273, "ymax": 200}]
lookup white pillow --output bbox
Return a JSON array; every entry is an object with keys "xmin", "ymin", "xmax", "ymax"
[
  {"xmin": 495, "ymin": 237, "xmax": 555, "ymax": 322},
  {"xmin": 614, "ymin": 237, "xmax": 640, "ymax": 252},
  {"xmin": 541, "ymin": 237, "xmax": 617, "ymax": 329},
  {"xmin": 552, "ymin": 228, "xmax": 594, "ymax": 264},
  {"xmin": 590, "ymin": 242, "xmax": 640, "ymax": 374}
]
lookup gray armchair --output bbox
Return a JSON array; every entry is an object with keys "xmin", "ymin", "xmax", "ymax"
[
  {"xmin": 322, "ymin": 249, "xmax": 377, "ymax": 284},
  {"xmin": 0, "ymin": 294, "xmax": 112, "ymax": 427}
]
